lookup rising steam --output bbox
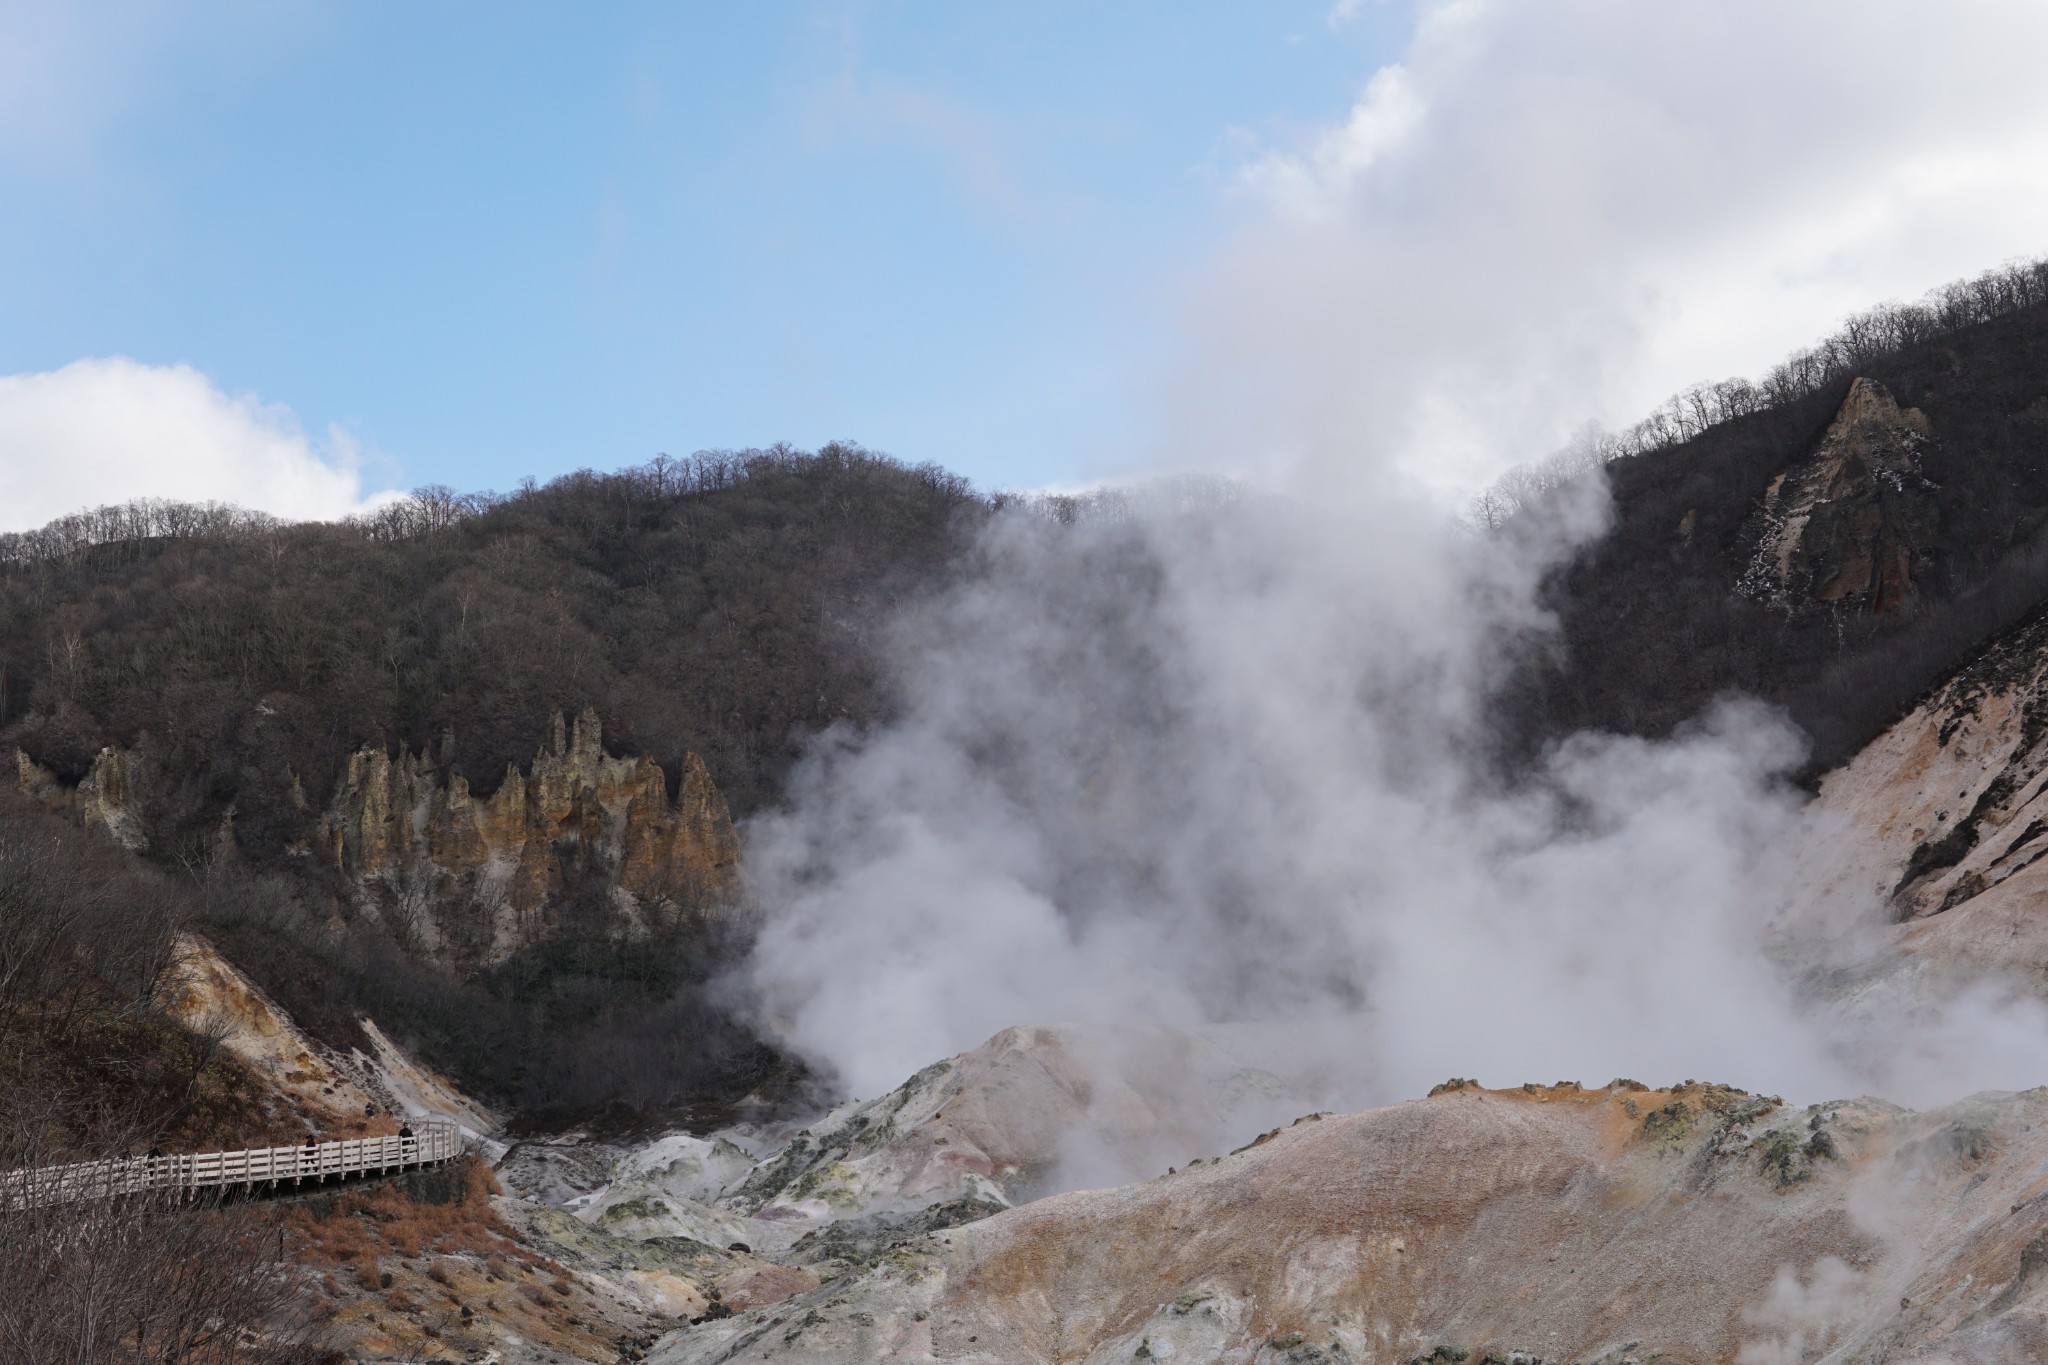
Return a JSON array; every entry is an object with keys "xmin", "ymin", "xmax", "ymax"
[{"xmin": 738, "ymin": 466, "xmax": 2048, "ymax": 1127}]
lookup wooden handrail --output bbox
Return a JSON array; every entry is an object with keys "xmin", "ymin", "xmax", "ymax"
[{"xmin": 0, "ymin": 1119, "xmax": 463, "ymax": 1211}]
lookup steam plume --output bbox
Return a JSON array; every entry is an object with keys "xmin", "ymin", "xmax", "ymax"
[{"xmin": 739, "ymin": 469, "xmax": 2048, "ymax": 1134}]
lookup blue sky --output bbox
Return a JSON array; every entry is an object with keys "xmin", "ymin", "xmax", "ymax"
[
  {"xmin": 7, "ymin": 1, "xmax": 2047, "ymax": 529},
  {"xmin": 0, "ymin": 1, "xmax": 1409, "ymax": 499}
]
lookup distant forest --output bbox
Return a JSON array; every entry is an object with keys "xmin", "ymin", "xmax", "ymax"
[{"xmin": 1, "ymin": 444, "xmax": 985, "ymax": 846}]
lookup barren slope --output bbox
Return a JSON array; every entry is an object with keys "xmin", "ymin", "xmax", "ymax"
[
  {"xmin": 652, "ymin": 1081, "xmax": 2048, "ymax": 1364},
  {"xmin": 1781, "ymin": 609, "xmax": 2048, "ymax": 996}
]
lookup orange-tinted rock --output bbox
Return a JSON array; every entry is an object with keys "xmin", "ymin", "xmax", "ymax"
[
  {"xmin": 659, "ymin": 1083, "xmax": 2048, "ymax": 1364},
  {"xmin": 326, "ymin": 708, "xmax": 741, "ymax": 962},
  {"xmin": 716, "ymin": 1263, "xmax": 821, "ymax": 1312}
]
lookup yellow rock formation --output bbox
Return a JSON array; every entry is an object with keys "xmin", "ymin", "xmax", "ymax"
[{"xmin": 325, "ymin": 708, "xmax": 741, "ymax": 961}]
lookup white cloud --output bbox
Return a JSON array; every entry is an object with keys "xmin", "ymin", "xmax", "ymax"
[
  {"xmin": 1173, "ymin": 0, "xmax": 2048, "ymax": 501},
  {"xmin": 0, "ymin": 357, "xmax": 398, "ymax": 532}
]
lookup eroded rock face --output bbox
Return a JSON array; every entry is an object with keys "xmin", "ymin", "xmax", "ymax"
[
  {"xmin": 153, "ymin": 931, "xmax": 501, "ymax": 1138},
  {"xmin": 14, "ymin": 744, "xmax": 149, "ymax": 851},
  {"xmin": 15, "ymin": 707, "xmax": 741, "ymax": 966},
  {"xmin": 1739, "ymin": 376, "xmax": 1938, "ymax": 615},
  {"xmin": 1810, "ymin": 610, "xmax": 2048, "ymax": 933},
  {"xmin": 653, "ymin": 1082, "xmax": 2048, "ymax": 1364},
  {"xmin": 325, "ymin": 707, "xmax": 741, "ymax": 962}
]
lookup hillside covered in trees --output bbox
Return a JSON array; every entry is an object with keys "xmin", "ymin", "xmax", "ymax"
[
  {"xmin": 1500, "ymin": 257, "xmax": 2048, "ymax": 779},
  {"xmin": 2, "ymin": 445, "xmax": 989, "ymax": 1125}
]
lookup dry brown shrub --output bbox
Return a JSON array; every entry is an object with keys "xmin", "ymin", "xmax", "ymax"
[{"xmin": 286, "ymin": 1155, "xmax": 522, "ymax": 1276}]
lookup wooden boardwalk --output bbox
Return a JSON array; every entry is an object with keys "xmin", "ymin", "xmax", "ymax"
[{"xmin": 1, "ymin": 1120, "xmax": 463, "ymax": 1211}]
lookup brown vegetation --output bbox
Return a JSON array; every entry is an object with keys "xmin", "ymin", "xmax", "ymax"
[
  {"xmin": 2, "ymin": 443, "xmax": 977, "ymax": 1123},
  {"xmin": 0, "ymin": 793, "xmax": 291, "ymax": 1164},
  {"xmin": 0, "ymin": 1185, "xmax": 324, "ymax": 1364},
  {"xmin": 281, "ymin": 1157, "xmax": 646, "ymax": 1362}
]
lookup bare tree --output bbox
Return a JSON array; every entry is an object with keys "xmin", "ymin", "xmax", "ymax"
[{"xmin": 0, "ymin": 1181, "xmax": 324, "ymax": 1364}]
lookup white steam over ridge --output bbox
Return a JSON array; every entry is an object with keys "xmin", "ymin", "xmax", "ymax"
[
  {"xmin": 1177, "ymin": 0, "xmax": 2048, "ymax": 501},
  {"xmin": 736, "ymin": 1, "xmax": 2048, "ymax": 1146},
  {"xmin": 740, "ymin": 472, "xmax": 2048, "ymax": 1128}
]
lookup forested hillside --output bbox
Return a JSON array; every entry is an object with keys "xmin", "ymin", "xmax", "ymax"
[
  {"xmin": 1, "ymin": 444, "xmax": 988, "ymax": 1125},
  {"xmin": 2, "ymin": 443, "xmax": 982, "ymax": 836},
  {"xmin": 1502, "ymin": 258, "xmax": 2048, "ymax": 777}
]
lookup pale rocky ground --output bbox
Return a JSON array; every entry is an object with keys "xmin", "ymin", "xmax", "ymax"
[
  {"xmin": 647, "ymin": 1081, "xmax": 2048, "ymax": 1365},
  {"xmin": 594, "ymin": 619, "xmax": 2048, "ymax": 1363},
  {"xmin": 711, "ymin": 1024, "xmax": 1307, "ymax": 1232},
  {"xmin": 155, "ymin": 927, "xmax": 2048, "ymax": 1364},
  {"xmin": 270, "ymin": 1017, "xmax": 1304, "ymax": 1362},
  {"xmin": 1770, "ymin": 609, "xmax": 2048, "ymax": 1007}
]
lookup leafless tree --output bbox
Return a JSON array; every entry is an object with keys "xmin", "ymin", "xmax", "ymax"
[{"xmin": 0, "ymin": 1180, "xmax": 325, "ymax": 1364}]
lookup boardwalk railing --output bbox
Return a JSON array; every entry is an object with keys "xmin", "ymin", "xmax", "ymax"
[{"xmin": 1, "ymin": 1120, "xmax": 463, "ymax": 1211}]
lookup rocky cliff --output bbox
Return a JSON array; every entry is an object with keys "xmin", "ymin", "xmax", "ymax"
[
  {"xmin": 15, "ymin": 706, "xmax": 743, "ymax": 966},
  {"xmin": 1738, "ymin": 376, "xmax": 1939, "ymax": 616},
  {"xmin": 13, "ymin": 743, "xmax": 150, "ymax": 851},
  {"xmin": 153, "ymin": 931, "xmax": 501, "ymax": 1139},
  {"xmin": 324, "ymin": 707, "xmax": 741, "ymax": 962}
]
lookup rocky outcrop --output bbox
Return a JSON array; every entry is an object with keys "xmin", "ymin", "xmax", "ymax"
[
  {"xmin": 15, "ymin": 708, "xmax": 742, "ymax": 965},
  {"xmin": 1739, "ymin": 376, "xmax": 1938, "ymax": 615},
  {"xmin": 13, "ymin": 744, "xmax": 149, "ymax": 851},
  {"xmin": 652, "ymin": 1080, "xmax": 2048, "ymax": 1364},
  {"xmin": 153, "ymin": 931, "xmax": 500, "ymax": 1138},
  {"xmin": 325, "ymin": 708, "xmax": 741, "ymax": 962}
]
